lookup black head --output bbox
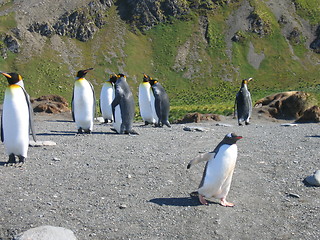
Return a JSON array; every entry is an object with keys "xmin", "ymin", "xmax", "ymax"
[
  {"xmin": 148, "ymin": 78, "xmax": 158, "ymax": 86},
  {"xmin": 76, "ymin": 68, "xmax": 93, "ymax": 78},
  {"xmin": 222, "ymin": 132, "xmax": 243, "ymax": 144},
  {"xmin": 143, "ymin": 74, "xmax": 151, "ymax": 82},
  {"xmin": 1, "ymin": 72, "xmax": 23, "ymax": 85},
  {"xmin": 241, "ymin": 77, "xmax": 253, "ymax": 86},
  {"xmin": 117, "ymin": 73, "xmax": 125, "ymax": 78},
  {"xmin": 109, "ymin": 74, "xmax": 118, "ymax": 83}
]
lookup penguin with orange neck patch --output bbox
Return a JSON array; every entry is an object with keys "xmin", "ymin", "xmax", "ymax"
[
  {"xmin": 1, "ymin": 72, "xmax": 36, "ymax": 166},
  {"xmin": 71, "ymin": 68, "xmax": 96, "ymax": 134},
  {"xmin": 148, "ymin": 77, "xmax": 171, "ymax": 128},
  {"xmin": 235, "ymin": 78, "xmax": 253, "ymax": 126}
]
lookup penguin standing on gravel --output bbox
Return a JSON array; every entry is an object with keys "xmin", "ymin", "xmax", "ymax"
[
  {"xmin": 139, "ymin": 74, "xmax": 156, "ymax": 125},
  {"xmin": 72, "ymin": 68, "xmax": 96, "ymax": 134},
  {"xmin": 1, "ymin": 72, "xmax": 36, "ymax": 166},
  {"xmin": 100, "ymin": 74, "xmax": 117, "ymax": 123},
  {"xmin": 148, "ymin": 77, "xmax": 171, "ymax": 128},
  {"xmin": 187, "ymin": 133, "xmax": 242, "ymax": 207},
  {"xmin": 111, "ymin": 74, "xmax": 137, "ymax": 134},
  {"xmin": 235, "ymin": 78, "xmax": 253, "ymax": 126}
]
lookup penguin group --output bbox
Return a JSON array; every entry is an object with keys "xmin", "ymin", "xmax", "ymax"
[{"xmin": 0, "ymin": 69, "xmax": 251, "ymax": 208}]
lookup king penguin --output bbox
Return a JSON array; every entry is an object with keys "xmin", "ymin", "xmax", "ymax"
[
  {"xmin": 187, "ymin": 133, "xmax": 242, "ymax": 207},
  {"xmin": 235, "ymin": 78, "xmax": 253, "ymax": 126},
  {"xmin": 71, "ymin": 68, "xmax": 96, "ymax": 134},
  {"xmin": 100, "ymin": 74, "xmax": 117, "ymax": 123},
  {"xmin": 1, "ymin": 72, "xmax": 36, "ymax": 166},
  {"xmin": 148, "ymin": 77, "xmax": 171, "ymax": 128},
  {"xmin": 111, "ymin": 74, "xmax": 138, "ymax": 134},
  {"xmin": 139, "ymin": 74, "xmax": 156, "ymax": 125}
]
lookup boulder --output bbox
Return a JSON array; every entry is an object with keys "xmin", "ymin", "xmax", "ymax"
[
  {"xmin": 13, "ymin": 226, "xmax": 77, "ymax": 240},
  {"xmin": 254, "ymin": 91, "xmax": 313, "ymax": 120},
  {"xmin": 175, "ymin": 112, "xmax": 221, "ymax": 124},
  {"xmin": 32, "ymin": 95, "xmax": 70, "ymax": 113},
  {"xmin": 295, "ymin": 105, "xmax": 320, "ymax": 123}
]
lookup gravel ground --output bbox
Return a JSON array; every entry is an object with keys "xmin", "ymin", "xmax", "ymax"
[{"xmin": 0, "ymin": 111, "xmax": 319, "ymax": 240}]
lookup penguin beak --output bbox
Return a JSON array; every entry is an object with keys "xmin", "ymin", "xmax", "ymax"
[
  {"xmin": 235, "ymin": 136, "xmax": 243, "ymax": 140},
  {"xmin": 1, "ymin": 72, "xmax": 12, "ymax": 78}
]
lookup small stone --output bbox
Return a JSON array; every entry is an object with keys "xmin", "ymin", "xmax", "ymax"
[
  {"xmin": 215, "ymin": 123, "xmax": 233, "ymax": 127},
  {"xmin": 127, "ymin": 174, "xmax": 132, "ymax": 179},
  {"xmin": 52, "ymin": 157, "xmax": 61, "ymax": 161},
  {"xmin": 119, "ymin": 204, "xmax": 127, "ymax": 209},
  {"xmin": 29, "ymin": 141, "xmax": 56, "ymax": 147},
  {"xmin": 304, "ymin": 170, "xmax": 320, "ymax": 186},
  {"xmin": 280, "ymin": 123, "xmax": 298, "ymax": 127},
  {"xmin": 95, "ymin": 117, "xmax": 105, "ymax": 123},
  {"xmin": 14, "ymin": 225, "xmax": 77, "ymax": 240},
  {"xmin": 287, "ymin": 193, "xmax": 300, "ymax": 198},
  {"xmin": 183, "ymin": 126, "xmax": 208, "ymax": 132}
]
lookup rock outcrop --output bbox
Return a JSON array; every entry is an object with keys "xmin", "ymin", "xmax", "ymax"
[
  {"xmin": 32, "ymin": 95, "xmax": 70, "ymax": 113},
  {"xmin": 175, "ymin": 112, "xmax": 221, "ymax": 124},
  {"xmin": 295, "ymin": 105, "xmax": 320, "ymax": 123},
  {"xmin": 28, "ymin": 0, "xmax": 114, "ymax": 42},
  {"xmin": 254, "ymin": 91, "xmax": 313, "ymax": 120}
]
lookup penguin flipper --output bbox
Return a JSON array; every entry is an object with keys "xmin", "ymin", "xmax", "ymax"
[
  {"xmin": 187, "ymin": 152, "xmax": 215, "ymax": 169},
  {"xmin": 22, "ymin": 87, "xmax": 36, "ymax": 141},
  {"xmin": 1, "ymin": 114, "xmax": 3, "ymax": 142},
  {"xmin": 88, "ymin": 81, "xmax": 97, "ymax": 120},
  {"xmin": 71, "ymin": 88, "xmax": 75, "ymax": 122}
]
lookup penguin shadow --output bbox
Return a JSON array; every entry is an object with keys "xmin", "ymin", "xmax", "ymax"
[
  {"xmin": 45, "ymin": 120, "xmax": 74, "ymax": 123},
  {"xmin": 305, "ymin": 135, "xmax": 320, "ymax": 138},
  {"xmin": 37, "ymin": 130, "xmax": 115, "ymax": 136},
  {"xmin": 149, "ymin": 196, "xmax": 217, "ymax": 207}
]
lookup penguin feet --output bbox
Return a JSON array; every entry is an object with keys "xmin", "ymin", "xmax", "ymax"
[
  {"xmin": 245, "ymin": 121, "xmax": 250, "ymax": 125},
  {"xmin": 5, "ymin": 154, "xmax": 16, "ymax": 167},
  {"xmin": 238, "ymin": 122, "xmax": 243, "ymax": 126},
  {"xmin": 198, "ymin": 194, "xmax": 209, "ymax": 205},
  {"xmin": 77, "ymin": 128, "xmax": 83, "ymax": 134},
  {"xmin": 83, "ymin": 129, "xmax": 92, "ymax": 134},
  {"xmin": 220, "ymin": 198, "xmax": 234, "ymax": 207}
]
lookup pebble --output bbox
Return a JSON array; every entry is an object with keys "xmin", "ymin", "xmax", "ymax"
[
  {"xmin": 183, "ymin": 126, "xmax": 208, "ymax": 132},
  {"xmin": 119, "ymin": 204, "xmax": 127, "ymax": 209},
  {"xmin": 280, "ymin": 123, "xmax": 298, "ymax": 127},
  {"xmin": 304, "ymin": 170, "xmax": 320, "ymax": 186},
  {"xmin": 215, "ymin": 123, "xmax": 233, "ymax": 127},
  {"xmin": 29, "ymin": 141, "xmax": 57, "ymax": 147}
]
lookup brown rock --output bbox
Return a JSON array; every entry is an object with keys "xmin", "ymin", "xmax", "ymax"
[
  {"xmin": 295, "ymin": 105, "xmax": 320, "ymax": 123},
  {"xmin": 175, "ymin": 112, "xmax": 221, "ymax": 124},
  {"xmin": 254, "ymin": 91, "xmax": 313, "ymax": 120},
  {"xmin": 32, "ymin": 95, "xmax": 70, "ymax": 114}
]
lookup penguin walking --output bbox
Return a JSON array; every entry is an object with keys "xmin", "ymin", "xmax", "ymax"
[
  {"xmin": 187, "ymin": 133, "xmax": 242, "ymax": 207},
  {"xmin": 139, "ymin": 74, "xmax": 156, "ymax": 125},
  {"xmin": 1, "ymin": 72, "xmax": 36, "ymax": 166},
  {"xmin": 235, "ymin": 78, "xmax": 253, "ymax": 126},
  {"xmin": 100, "ymin": 74, "xmax": 117, "ymax": 123},
  {"xmin": 148, "ymin": 77, "xmax": 171, "ymax": 128},
  {"xmin": 71, "ymin": 68, "xmax": 96, "ymax": 134},
  {"xmin": 111, "ymin": 74, "xmax": 137, "ymax": 134}
]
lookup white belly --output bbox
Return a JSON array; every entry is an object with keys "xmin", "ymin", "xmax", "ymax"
[
  {"xmin": 100, "ymin": 82, "xmax": 114, "ymax": 121},
  {"xmin": 198, "ymin": 144, "xmax": 238, "ymax": 199},
  {"xmin": 3, "ymin": 86, "xmax": 30, "ymax": 157},
  {"xmin": 139, "ymin": 83, "xmax": 155, "ymax": 123},
  {"xmin": 73, "ymin": 80, "xmax": 94, "ymax": 130},
  {"xmin": 113, "ymin": 105, "xmax": 122, "ymax": 133}
]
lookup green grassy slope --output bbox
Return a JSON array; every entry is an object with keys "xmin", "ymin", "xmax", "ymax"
[{"xmin": 0, "ymin": 2, "xmax": 319, "ymax": 121}]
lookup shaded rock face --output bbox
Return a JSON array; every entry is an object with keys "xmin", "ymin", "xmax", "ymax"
[
  {"xmin": 0, "ymin": 33, "xmax": 20, "ymax": 58},
  {"xmin": 28, "ymin": 0, "xmax": 114, "ymax": 42},
  {"xmin": 175, "ymin": 112, "xmax": 221, "ymax": 124},
  {"xmin": 121, "ymin": 0, "xmax": 190, "ymax": 31},
  {"xmin": 295, "ymin": 105, "xmax": 320, "ymax": 123},
  {"xmin": 310, "ymin": 25, "xmax": 320, "ymax": 53},
  {"xmin": 254, "ymin": 91, "xmax": 312, "ymax": 120},
  {"xmin": 32, "ymin": 95, "xmax": 70, "ymax": 113}
]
